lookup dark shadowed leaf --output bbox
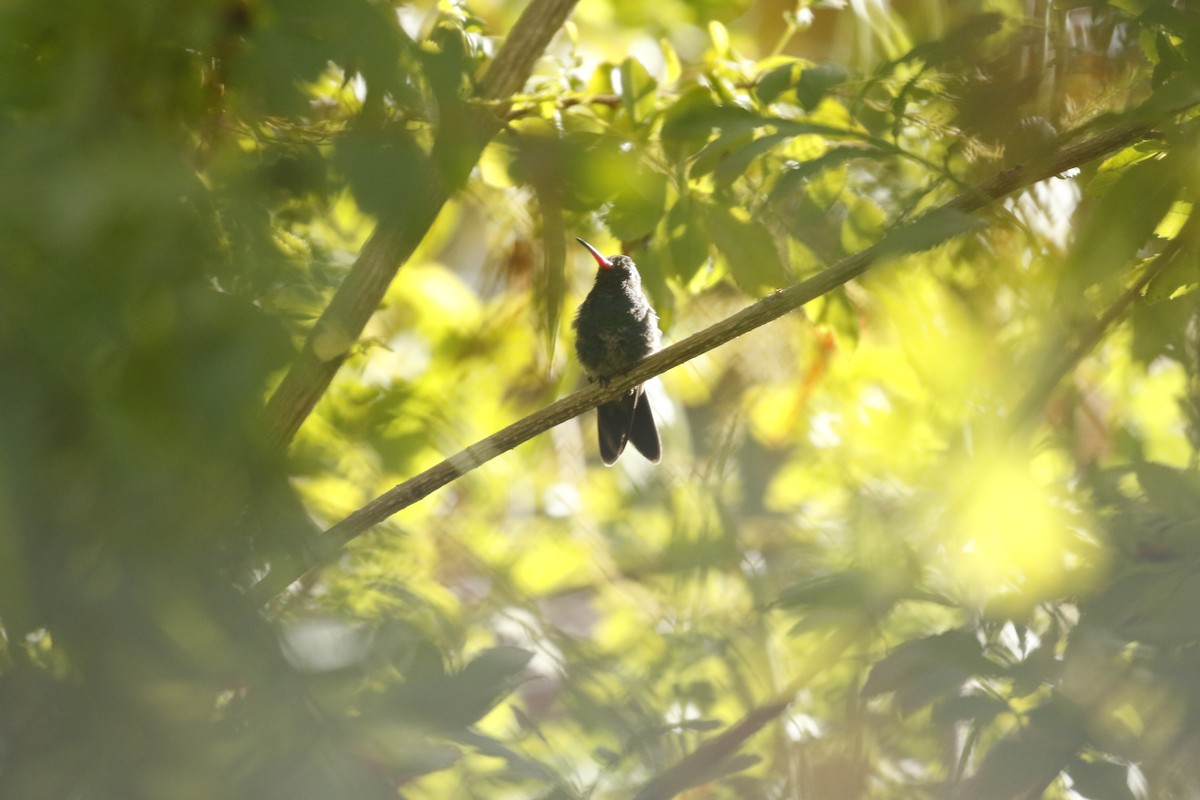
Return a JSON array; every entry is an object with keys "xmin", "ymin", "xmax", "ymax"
[
  {"xmin": 862, "ymin": 630, "xmax": 998, "ymax": 714},
  {"xmin": 794, "ymin": 64, "xmax": 851, "ymax": 111},
  {"xmin": 714, "ymin": 132, "xmax": 790, "ymax": 186},
  {"xmin": 690, "ymin": 128, "xmax": 757, "ymax": 180},
  {"xmin": 1086, "ymin": 564, "xmax": 1200, "ymax": 645},
  {"xmin": 930, "ymin": 692, "xmax": 1008, "ymax": 726},
  {"xmin": 1134, "ymin": 461, "xmax": 1200, "ymax": 520},
  {"xmin": 333, "ymin": 126, "xmax": 431, "ymax": 218},
  {"xmin": 379, "ymin": 646, "xmax": 533, "ymax": 731},
  {"xmin": 777, "ymin": 571, "xmax": 876, "ymax": 610},
  {"xmin": 1069, "ymin": 759, "xmax": 1140, "ymax": 800},
  {"xmin": 661, "ymin": 88, "xmax": 760, "ymax": 154},
  {"xmin": 460, "ymin": 646, "xmax": 535, "ymax": 686},
  {"xmin": 961, "ymin": 736, "xmax": 1071, "ymax": 800},
  {"xmin": 757, "ymin": 62, "xmax": 850, "ymax": 110},
  {"xmin": 755, "ymin": 61, "xmax": 804, "ymax": 105},
  {"xmin": 1135, "ymin": 73, "xmax": 1200, "ymax": 120},
  {"xmin": 891, "ymin": 13, "xmax": 1005, "ymax": 70},
  {"xmin": 876, "ymin": 208, "xmax": 984, "ymax": 259}
]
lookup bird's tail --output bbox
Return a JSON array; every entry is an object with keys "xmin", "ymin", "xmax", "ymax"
[{"xmin": 597, "ymin": 386, "xmax": 660, "ymax": 466}]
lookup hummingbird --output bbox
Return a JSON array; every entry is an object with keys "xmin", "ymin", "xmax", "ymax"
[{"xmin": 572, "ymin": 237, "xmax": 662, "ymax": 466}]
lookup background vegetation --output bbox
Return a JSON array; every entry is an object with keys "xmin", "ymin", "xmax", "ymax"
[{"xmin": 2, "ymin": 0, "xmax": 1200, "ymax": 797}]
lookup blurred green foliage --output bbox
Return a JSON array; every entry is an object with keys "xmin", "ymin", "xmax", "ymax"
[{"xmin": 3, "ymin": 0, "xmax": 1200, "ymax": 798}]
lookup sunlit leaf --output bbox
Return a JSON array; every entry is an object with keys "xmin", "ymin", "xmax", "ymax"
[
  {"xmin": 664, "ymin": 197, "xmax": 712, "ymax": 284},
  {"xmin": 660, "ymin": 38, "xmax": 682, "ymax": 85},
  {"xmin": 705, "ymin": 205, "xmax": 789, "ymax": 293},
  {"xmin": 619, "ymin": 56, "xmax": 658, "ymax": 122},
  {"xmin": 607, "ymin": 161, "xmax": 668, "ymax": 241},
  {"xmin": 709, "ymin": 20, "xmax": 730, "ymax": 57},
  {"xmin": 1066, "ymin": 155, "xmax": 1180, "ymax": 292}
]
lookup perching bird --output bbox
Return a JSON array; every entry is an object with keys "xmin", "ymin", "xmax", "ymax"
[{"xmin": 572, "ymin": 237, "xmax": 662, "ymax": 466}]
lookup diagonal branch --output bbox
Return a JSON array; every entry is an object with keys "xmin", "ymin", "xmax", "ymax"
[
  {"xmin": 246, "ymin": 120, "xmax": 1155, "ymax": 606},
  {"xmin": 262, "ymin": 0, "xmax": 581, "ymax": 452},
  {"xmin": 630, "ymin": 625, "xmax": 861, "ymax": 800},
  {"xmin": 1011, "ymin": 214, "xmax": 1200, "ymax": 428}
]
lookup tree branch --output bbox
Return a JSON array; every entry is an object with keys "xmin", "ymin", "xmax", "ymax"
[
  {"xmin": 631, "ymin": 623, "xmax": 862, "ymax": 800},
  {"xmin": 262, "ymin": 0, "xmax": 581, "ymax": 452},
  {"xmin": 1011, "ymin": 212, "xmax": 1200, "ymax": 427},
  {"xmin": 246, "ymin": 120, "xmax": 1155, "ymax": 605}
]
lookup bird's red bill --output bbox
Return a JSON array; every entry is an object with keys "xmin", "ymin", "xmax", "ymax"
[{"xmin": 575, "ymin": 237, "xmax": 611, "ymax": 269}]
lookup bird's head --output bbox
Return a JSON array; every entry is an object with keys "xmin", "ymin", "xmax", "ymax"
[{"xmin": 576, "ymin": 237, "xmax": 639, "ymax": 281}]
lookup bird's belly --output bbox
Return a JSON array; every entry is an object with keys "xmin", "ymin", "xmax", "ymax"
[{"xmin": 577, "ymin": 327, "xmax": 655, "ymax": 378}]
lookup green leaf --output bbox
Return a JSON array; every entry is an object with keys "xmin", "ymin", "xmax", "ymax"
[
  {"xmin": 333, "ymin": 125, "xmax": 430, "ymax": 218},
  {"xmin": 1066, "ymin": 155, "xmax": 1180, "ymax": 292},
  {"xmin": 757, "ymin": 63, "xmax": 849, "ymax": 110},
  {"xmin": 891, "ymin": 13, "xmax": 1004, "ymax": 70},
  {"xmin": 379, "ymin": 646, "xmax": 533, "ymax": 731},
  {"xmin": 779, "ymin": 570, "xmax": 907, "ymax": 633},
  {"xmin": 1085, "ymin": 564, "xmax": 1200, "ymax": 645},
  {"xmin": 1135, "ymin": 73, "xmax": 1200, "ymax": 120},
  {"xmin": 758, "ymin": 61, "xmax": 854, "ymax": 109},
  {"xmin": 568, "ymin": 133, "xmax": 625, "ymax": 211},
  {"xmin": 755, "ymin": 61, "xmax": 804, "ymax": 105},
  {"xmin": 440, "ymin": 646, "xmax": 534, "ymax": 728},
  {"xmin": 777, "ymin": 571, "xmax": 876, "ymax": 609},
  {"xmin": 714, "ymin": 132, "xmax": 790, "ymax": 186},
  {"xmin": 587, "ymin": 60, "xmax": 617, "ymax": 97},
  {"xmin": 794, "ymin": 64, "xmax": 851, "ymax": 111},
  {"xmin": 815, "ymin": 289, "xmax": 860, "ymax": 348},
  {"xmin": 705, "ymin": 205, "xmax": 789, "ymax": 293},
  {"xmin": 1133, "ymin": 461, "xmax": 1200, "ymax": 521},
  {"xmin": 1131, "ymin": 292, "xmax": 1197, "ymax": 364},
  {"xmin": 664, "ymin": 197, "xmax": 712, "ymax": 284},
  {"xmin": 661, "ymin": 88, "xmax": 759, "ymax": 154},
  {"xmin": 460, "ymin": 646, "xmax": 535, "ymax": 686},
  {"xmin": 607, "ymin": 162, "xmax": 668, "ymax": 241},
  {"xmin": 862, "ymin": 630, "xmax": 997, "ymax": 714},
  {"xmin": 535, "ymin": 198, "xmax": 566, "ymax": 356},
  {"xmin": 1069, "ymin": 760, "xmax": 1140, "ymax": 800},
  {"xmin": 930, "ymin": 692, "xmax": 1008, "ymax": 725},
  {"xmin": 690, "ymin": 128, "xmax": 757, "ymax": 180},
  {"xmin": 619, "ymin": 56, "xmax": 658, "ymax": 123},
  {"xmin": 964, "ymin": 736, "xmax": 1073, "ymax": 800},
  {"xmin": 875, "ymin": 208, "xmax": 984, "ymax": 259}
]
